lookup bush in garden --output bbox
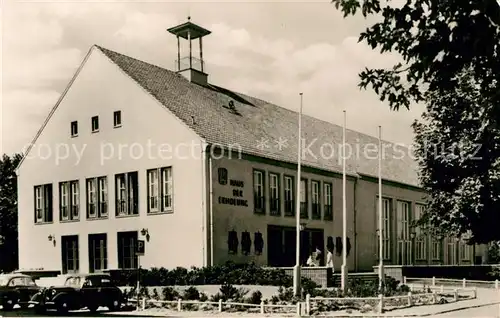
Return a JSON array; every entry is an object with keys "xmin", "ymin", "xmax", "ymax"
[
  {"xmin": 162, "ymin": 286, "xmax": 180, "ymax": 301},
  {"xmin": 151, "ymin": 288, "xmax": 160, "ymax": 300},
  {"xmin": 245, "ymin": 290, "xmax": 262, "ymax": 304},
  {"xmin": 108, "ymin": 261, "xmax": 319, "ymax": 288},
  {"xmin": 182, "ymin": 286, "xmax": 201, "ymax": 300},
  {"xmin": 271, "ymin": 286, "xmax": 300, "ymax": 304},
  {"xmin": 199, "ymin": 292, "xmax": 209, "ymax": 302}
]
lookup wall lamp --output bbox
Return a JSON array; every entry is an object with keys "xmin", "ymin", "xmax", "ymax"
[
  {"xmin": 410, "ymin": 232, "xmax": 417, "ymax": 240},
  {"xmin": 299, "ymin": 222, "xmax": 307, "ymax": 231},
  {"xmin": 140, "ymin": 228, "xmax": 150, "ymax": 242},
  {"xmin": 47, "ymin": 234, "xmax": 56, "ymax": 246}
]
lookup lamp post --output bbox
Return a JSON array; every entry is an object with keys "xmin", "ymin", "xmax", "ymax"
[
  {"xmin": 293, "ymin": 93, "xmax": 304, "ymax": 297},
  {"xmin": 340, "ymin": 110, "xmax": 348, "ymax": 292},
  {"xmin": 137, "ymin": 229, "xmax": 149, "ymax": 309}
]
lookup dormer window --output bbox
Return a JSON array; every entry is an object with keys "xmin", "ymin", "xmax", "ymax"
[
  {"xmin": 113, "ymin": 111, "xmax": 122, "ymax": 128},
  {"xmin": 71, "ymin": 121, "xmax": 78, "ymax": 137},
  {"xmin": 91, "ymin": 116, "xmax": 99, "ymax": 132}
]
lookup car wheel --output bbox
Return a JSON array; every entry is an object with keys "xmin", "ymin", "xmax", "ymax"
[
  {"xmin": 19, "ymin": 303, "xmax": 30, "ymax": 309},
  {"xmin": 108, "ymin": 299, "xmax": 120, "ymax": 311},
  {"xmin": 1, "ymin": 299, "xmax": 14, "ymax": 311},
  {"xmin": 87, "ymin": 304, "xmax": 98, "ymax": 313},
  {"xmin": 56, "ymin": 299, "xmax": 69, "ymax": 314},
  {"xmin": 34, "ymin": 305, "xmax": 46, "ymax": 314}
]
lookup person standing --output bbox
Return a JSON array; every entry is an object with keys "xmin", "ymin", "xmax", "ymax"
[{"xmin": 326, "ymin": 249, "xmax": 334, "ymax": 272}]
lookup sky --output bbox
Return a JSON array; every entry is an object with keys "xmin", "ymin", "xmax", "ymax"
[{"xmin": 1, "ymin": 0, "xmax": 425, "ymax": 156}]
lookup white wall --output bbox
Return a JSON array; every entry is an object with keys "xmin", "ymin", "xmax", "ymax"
[{"xmin": 17, "ymin": 47, "xmax": 206, "ymax": 272}]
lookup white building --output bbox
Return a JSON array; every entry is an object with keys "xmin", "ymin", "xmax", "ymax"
[{"xmin": 16, "ymin": 19, "xmax": 484, "ymax": 276}]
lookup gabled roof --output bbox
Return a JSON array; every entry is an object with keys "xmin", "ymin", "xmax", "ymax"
[
  {"xmin": 96, "ymin": 45, "xmax": 420, "ymax": 188},
  {"xmin": 16, "ymin": 44, "xmax": 420, "ymax": 188}
]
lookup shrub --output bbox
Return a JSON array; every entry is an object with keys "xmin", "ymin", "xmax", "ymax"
[
  {"xmin": 216, "ymin": 282, "xmax": 248, "ymax": 302},
  {"xmin": 108, "ymin": 261, "xmax": 319, "ymax": 288},
  {"xmin": 182, "ymin": 286, "xmax": 201, "ymax": 300},
  {"xmin": 488, "ymin": 267, "xmax": 500, "ymax": 279},
  {"xmin": 270, "ymin": 286, "xmax": 301, "ymax": 304},
  {"xmin": 151, "ymin": 288, "xmax": 160, "ymax": 300},
  {"xmin": 162, "ymin": 286, "xmax": 180, "ymax": 301},
  {"xmin": 246, "ymin": 290, "xmax": 262, "ymax": 304},
  {"xmin": 199, "ymin": 292, "xmax": 209, "ymax": 302}
]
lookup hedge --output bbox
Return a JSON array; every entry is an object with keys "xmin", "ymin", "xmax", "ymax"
[{"xmin": 106, "ymin": 261, "xmax": 319, "ymax": 291}]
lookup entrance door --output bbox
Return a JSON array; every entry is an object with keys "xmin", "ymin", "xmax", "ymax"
[
  {"xmin": 267, "ymin": 226, "xmax": 283, "ymax": 267},
  {"xmin": 61, "ymin": 235, "xmax": 79, "ymax": 274},
  {"xmin": 310, "ymin": 230, "xmax": 325, "ymax": 266},
  {"xmin": 300, "ymin": 231, "xmax": 311, "ymax": 266},
  {"xmin": 283, "ymin": 228, "xmax": 296, "ymax": 267}
]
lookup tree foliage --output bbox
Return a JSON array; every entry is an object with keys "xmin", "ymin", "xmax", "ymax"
[
  {"xmin": 0, "ymin": 153, "xmax": 22, "ymax": 272},
  {"xmin": 332, "ymin": 0, "xmax": 500, "ymax": 243}
]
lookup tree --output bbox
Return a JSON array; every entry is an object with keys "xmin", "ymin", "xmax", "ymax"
[
  {"xmin": 332, "ymin": 0, "xmax": 500, "ymax": 244},
  {"xmin": 487, "ymin": 241, "xmax": 500, "ymax": 264},
  {"xmin": 0, "ymin": 153, "xmax": 22, "ymax": 272}
]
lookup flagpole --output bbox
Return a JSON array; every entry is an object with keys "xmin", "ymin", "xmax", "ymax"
[
  {"xmin": 378, "ymin": 125, "xmax": 384, "ymax": 291},
  {"xmin": 293, "ymin": 93, "xmax": 303, "ymax": 297},
  {"xmin": 341, "ymin": 110, "xmax": 348, "ymax": 292}
]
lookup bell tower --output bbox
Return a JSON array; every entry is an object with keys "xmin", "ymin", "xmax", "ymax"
[{"xmin": 167, "ymin": 17, "xmax": 211, "ymax": 86}]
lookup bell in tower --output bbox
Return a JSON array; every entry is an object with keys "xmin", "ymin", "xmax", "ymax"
[{"xmin": 167, "ymin": 17, "xmax": 211, "ymax": 86}]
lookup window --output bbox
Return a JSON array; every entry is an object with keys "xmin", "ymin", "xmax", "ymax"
[
  {"xmin": 147, "ymin": 167, "xmax": 173, "ymax": 213},
  {"xmin": 147, "ymin": 169, "xmax": 159, "ymax": 212},
  {"xmin": 431, "ymin": 237, "xmax": 442, "ymax": 260},
  {"xmin": 284, "ymin": 175, "xmax": 294, "ymax": 217},
  {"xmin": 300, "ymin": 179, "xmax": 308, "ymax": 219},
  {"xmin": 397, "ymin": 200, "xmax": 411, "ymax": 265},
  {"xmin": 61, "ymin": 235, "xmax": 79, "ymax": 274},
  {"xmin": 71, "ymin": 121, "xmax": 78, "ymax": 137},
  {"xmin": 253, "ymin": 170, "xmax": 265, "ymax": 214},
  {"xmin": 161, "ymin": 167, "xmax": 173, "ymax": 211},
  {"xmin": 414, "ymin": 204, "xmax": 427, "ymax": 260},
  {"xmin": 70, "ymin": 181, "xmax": 79, "ymax": 219},
  {"xmin": 115, "ymin": 171, "xmax": 138, "ymax": 216},
  {"xmin": 60, "ymin": 182, "xmax": 69, "ymax": 220},
  {"xmin": 86, "ymin": 177, "xmax": 108, "ymax": 219},
  {"xmin": 269, "ymin": 173, "xmax": 280, "ymax": 216},
  {"xmin": 311, "ymin": 180, "xmax": 321, "ymax": 220},
  {"xmin": 117, "ymin": 231, "xmax": 138, "ymax": 269},
  {"xmin": 460, "ymin": 241, "xmax": 471, "ymax": 260},
  {"xmin": 323, "ymin": 182, "xmax": 333, "ymax": 221},
  {"xmin": 34, "ymin": 184, "xmax": 53, "ymax": 224},
  {"xmin": 376, "ymin": 197, "xmax": 391, "ymax": 260},
  {"xmin": 60, "ymin": 180, "xmax": 79, "ymax": 221},
  {"xmin": 89, "ymin": 234, "xmax": 107, "ymax": 273},
  {"xmin": 91, "ymin": 116, "xmax": 99, "ymax": 132},
  {"xmin": 113, "ymin": 111, "xmax": 122, "ymax": 127}
]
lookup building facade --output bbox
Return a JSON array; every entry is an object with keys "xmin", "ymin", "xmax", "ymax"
[{"xmin": 17, "ymin": 20, "xmax": 479, "ymax": 275}]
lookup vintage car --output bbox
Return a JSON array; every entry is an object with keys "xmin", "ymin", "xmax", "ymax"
[
  {"xmin": 0, "ymin": 273, "xmax": 40, "ymax": 310},
  {"xmin": 29, "ymin": 273, "xmax": 123, "ymax": 314}
]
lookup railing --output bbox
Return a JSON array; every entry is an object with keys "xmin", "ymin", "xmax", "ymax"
[
  {"xmin": 130, "ymin": 297, "xmax": 299, "ymax": 315},
  {"xmin": 309, "ymin": 286, "xmax": 477, "ymax": 314},
  {"xmin": 126, "ymin": 284, "xmax": 476, "ymax": 316},
  {"xmin": 175, "ymin": 56, "xmax": 205, "ymax": 73},
  {"xmin": 404, "ymin": 276, "xmax": 500, "ymax": 289}
]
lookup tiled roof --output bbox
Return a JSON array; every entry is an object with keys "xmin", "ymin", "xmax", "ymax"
[{"xmin": 96, "ymin": 45, "xmax": 420, "ymax": 188}]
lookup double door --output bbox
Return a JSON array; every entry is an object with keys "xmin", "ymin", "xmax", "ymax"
[{"xmin": 267, "ymin": 225, "xmax": 324, "ymax": 267}]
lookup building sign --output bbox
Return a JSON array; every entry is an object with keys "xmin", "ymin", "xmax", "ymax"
[
  {"xmin": 136, "ymin": 240, "xmax": 145, "ymax": 256},
  {"xmin": 217, "ymin": 168, "xmax": 249, "ymax": 207},
  {"xmin": 218, "ymin": 168, "xmax": 228, "ymax": 185}
]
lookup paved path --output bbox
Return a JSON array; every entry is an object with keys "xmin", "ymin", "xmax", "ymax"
[{"xmin": 436, "ymin": 303, "xmax": 500, "ymax": 317}]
